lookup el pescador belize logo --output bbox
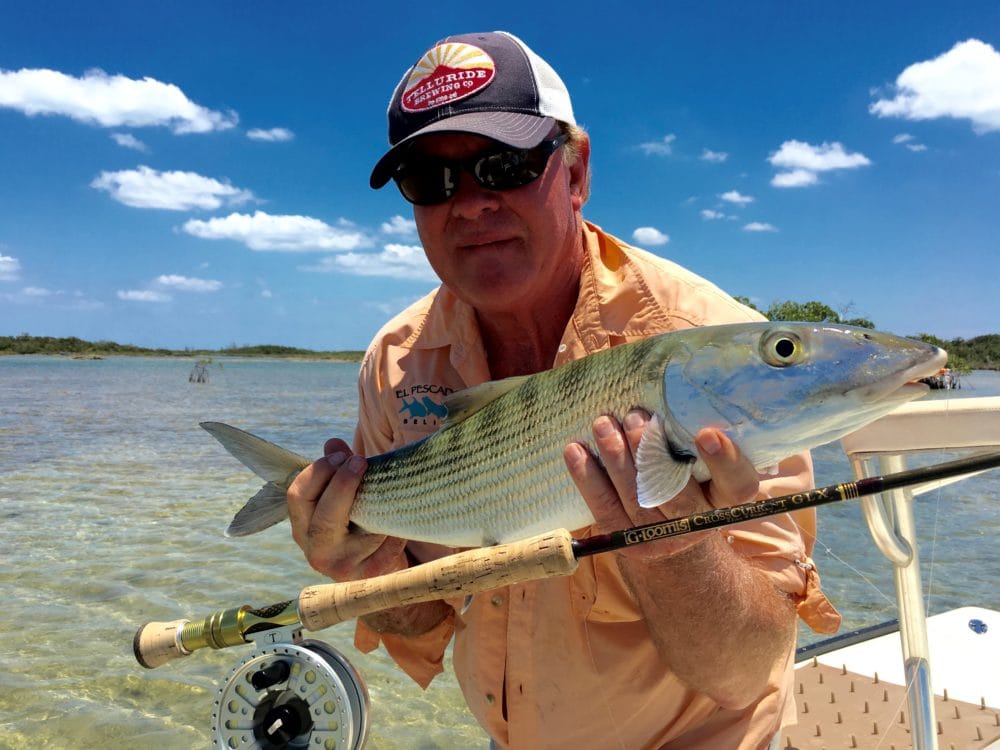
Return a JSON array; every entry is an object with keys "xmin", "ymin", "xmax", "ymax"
[
  {"xmin": 402, "ymin": 42, "xmax": 496, "ymax": 113},
  {"xmin": 396, "ymin": 383, "xmax": 453, "ymax": 426}
]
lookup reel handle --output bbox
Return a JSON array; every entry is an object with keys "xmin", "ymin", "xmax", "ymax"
[{"xmin": 298, "ymin": 528, "xmax": 579, "ymax": 630}]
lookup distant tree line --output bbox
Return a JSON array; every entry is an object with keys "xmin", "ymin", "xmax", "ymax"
[
  {"xmin": 0, "ymin": 334, "xmax": 364, "ymax": 361},
  {"xmin": 3, "ymin": 313, "xmax": 998, "ymax": 370}
]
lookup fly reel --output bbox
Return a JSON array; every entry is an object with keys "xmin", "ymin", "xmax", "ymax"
[{"xmin": 213, "ymin": 626, "xmax": 369, "ymax": 749}]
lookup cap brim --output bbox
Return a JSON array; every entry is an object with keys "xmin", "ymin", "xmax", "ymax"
[{"xmin": 369, "ymin": 112, "xmax": 555, "ymax": 189}]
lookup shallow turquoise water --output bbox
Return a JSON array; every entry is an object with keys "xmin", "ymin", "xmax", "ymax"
[{"xmin": 1, "ymin": 357, "xmax": 997, "ymax": 748}]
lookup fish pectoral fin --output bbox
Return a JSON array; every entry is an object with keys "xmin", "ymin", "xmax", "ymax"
[
  {"xmin": 442, "ymin": 375, "xmax": 531, "ymax": 425},
  {"xmin": 201, "ymin": 422, "xmax": 311, "ymax": 484},
  {"xmin": 226, "ymin": 482, "xmax": 289, "ymax": 537},
  {"xmin": 635, "ymin": 413, "xmax": 695, "ymax": 509}
]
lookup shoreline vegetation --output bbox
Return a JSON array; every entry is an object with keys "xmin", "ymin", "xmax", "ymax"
[
  {"xmin": 3, "ymin": 330, "xmax": 999, "ymax": 370},
  {"xmin": 0, "ymin": 335, "xmax": 365, "ymax": 362}
]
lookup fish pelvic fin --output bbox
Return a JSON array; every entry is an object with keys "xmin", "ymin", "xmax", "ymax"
[{"xmin": 635, "ymin": 413, "xmax": 696, "ymax": 509}]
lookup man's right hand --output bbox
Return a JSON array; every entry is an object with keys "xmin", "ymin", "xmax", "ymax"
[
  {"xmin": 286, "ymin": 438, "xmax": 408, "ymax": 581},
  {"xmin": 287, "ymin": 438, "xmax": 454, "ymax": 637}
]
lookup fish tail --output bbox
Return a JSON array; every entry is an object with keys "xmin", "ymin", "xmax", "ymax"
[{"xmin": 200, "ymin": 421, "xmax": 311, "ymax": 536}]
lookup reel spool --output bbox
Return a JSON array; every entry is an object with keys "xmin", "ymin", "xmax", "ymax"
[{"xmin": 213, "ymin": 627, "xmax": 369, "ymax": 750}]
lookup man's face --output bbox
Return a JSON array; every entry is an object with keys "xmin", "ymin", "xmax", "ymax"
[{"xmin": 409, "ymin": 132, "xmax": 589, "ymax": 316}]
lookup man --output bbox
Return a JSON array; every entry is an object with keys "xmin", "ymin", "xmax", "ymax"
[{"xmin": 288, "ymin": 31, "xmax": 839, "ymax": 749}]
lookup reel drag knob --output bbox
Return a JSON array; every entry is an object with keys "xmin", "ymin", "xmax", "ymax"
[{"xmin": 213, "ymin": 639, "xmax": 368, "ymax": 749}]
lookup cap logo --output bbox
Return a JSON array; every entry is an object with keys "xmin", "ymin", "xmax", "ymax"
[{"xmin": 401, "ymin": 42, "xmax": 496, "ymax": 113}]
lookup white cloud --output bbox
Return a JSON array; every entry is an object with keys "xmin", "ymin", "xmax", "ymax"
[
  {"xmin": 0, "ymin": 67, "xmax": 237, "ymax": 133},
  {"xmin": 769, "ymin": 141, "xmax": 871, "ymax": 172},
  {"xmin": 380, "ymin": 215, "xmax": 417, "ymax": 236},
  {"xmin": 632, "ymin": 227, "xmax": 670, "ymax": 246},
  {"xmin": 638, "ymin": 134, "xmax": 676, "ymax": 156},
  {"xmin": 870, "ymin": 39, "xmax": 1000, "ymax": 133},
  {"xmin": 744, "ymin": 222, "xmax": 778, "ymax": 232},
  {"xmin": 700, "ymin": 209, "xmax": 727, "ymax": 220},
  {"xmin": 247, "ymin": 127, "xmax": 294, "ymax": 142},
  {"xmin": 0, "ymin": 254, "xmax": 20, "ymax": 281},
  {"xmin": 91, "ymin": 165, "xmax": 254, "ymax": 210},
  {"xmin": 892, "ymin": 133, "xmax": 927, "ymax": 152},
  {"xmin": 771, "ymin": 169, "xmax": 819, "ymax": 188},
  {"xmin": 303, "ymin": 243, "xmax": 437, "ymax": 281},
  {"xmin": 117, "ymin": 289, "xmax": 171, "ymax": 302},
  {"xmin": 155, "ymin": 274, "xmax": 222, "ymax": 292},
  {"xmin": 768, "ymin": 140, "xmax": 870, "ymax": 188},
  {"xmin": 1, "ymin": 285, "xmax": 102, "ymax": 309},
  {"xmin": 111, "ymin": 132, "xmax": 148, "ymax": 151},
  {"xmin": 700, "ymin": 148, "xmax": 728, "ymax": 163},
  {"xmin": 720, "ymin": 190, "xmax": 754, "ymax": 205},
  {"xmin": 183, "ymin": 210, "xmax": 372, "ymax": 252}
]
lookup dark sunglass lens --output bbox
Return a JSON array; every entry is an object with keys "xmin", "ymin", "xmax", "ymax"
[
  {"xmin": 395, "ymin": 161, "xmax": 457, "ymax": 205},
  {"xmin": 394, "ymin": 135, "xmax": 565, "ymax": 204},
  {"xmin": 475, "ymin": 150, "xmax": 528, "ymax": 189}
]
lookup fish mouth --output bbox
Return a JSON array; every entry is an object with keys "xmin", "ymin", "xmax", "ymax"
[{"xmin": 848, "ymin": 346, "xmax": 947, "ymax": 404}]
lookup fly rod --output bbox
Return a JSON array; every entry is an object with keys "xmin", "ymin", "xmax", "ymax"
[{"xmin": 134, "ymin": 450, "xmax": 1000, "ymax": 669}]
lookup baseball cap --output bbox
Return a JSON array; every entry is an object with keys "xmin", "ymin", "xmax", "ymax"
[{"xmin": 369, "ymin": 31, "xmax": 576, "ymax": 189}]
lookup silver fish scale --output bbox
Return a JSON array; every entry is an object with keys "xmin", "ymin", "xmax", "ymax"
[{"xmin": 349, "ymin": 337, "xmax": 672, "ymax": 546}]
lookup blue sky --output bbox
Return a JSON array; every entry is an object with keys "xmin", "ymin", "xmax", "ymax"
[{"xmin": 1, "ymin": 1, "xmax": 997, "ymax": 350}]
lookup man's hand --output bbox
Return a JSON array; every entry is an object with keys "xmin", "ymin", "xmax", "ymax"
[
  {"xmin": 564, "ymin": 410, "xmax": 798, "ymax": 708},
  {"xmin": 563, "ymin": 410, "xmax": 761, "ymax": 560},
  {"xmin": 286, "ymin": 439, "xmax": 453, "ymax": 637},
  {"xmin": 287, "ymin": 438, "xmax": 407, "ymax": 581}
]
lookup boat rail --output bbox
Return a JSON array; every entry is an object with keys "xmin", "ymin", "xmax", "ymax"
[{"xmin": 835, "ymin": 395, "xmax": 1000, "ymax": 750}]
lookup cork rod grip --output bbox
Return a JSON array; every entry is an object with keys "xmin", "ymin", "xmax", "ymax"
[{"xmin": 298, "ymin": 528, "xmax": 578, "ymax": 631}]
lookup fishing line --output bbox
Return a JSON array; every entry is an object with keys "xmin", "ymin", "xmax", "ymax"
[{"xmin": 808, "ymin": 531, "xmax": 897, "ymax": 608}]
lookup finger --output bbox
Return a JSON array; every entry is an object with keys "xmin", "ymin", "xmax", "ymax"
[
  {"xmin": 622, "ymin": 409, "xmax": 650, "ymax": 455},
  {"xmin": 306, "ymin": 454, "xmax": 368, "ymax": 542},
  {"xmin": 563, "ymin": 441, "xmax": 632, "ymax": 532},
  {"xmin": 694, "ymin": 428, "xmax": 760, "ymax": 508},
  {"xmin": 287, "ymin": 451, "xmax": 348, "ymax": 549},
  {"xmin": 323, "ymin": 437, "xmax": 350, "ymax": 456},
  {"xmin": 591, "ymin": 415, "xmax": 639, "ymax": 507}
]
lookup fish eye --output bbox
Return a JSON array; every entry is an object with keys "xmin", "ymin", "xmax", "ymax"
[{"xmin": 760, "ymin": 331, "xmax": 803, "ymax": 367}]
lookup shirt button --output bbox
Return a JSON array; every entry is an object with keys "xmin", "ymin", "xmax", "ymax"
[
  {"xmin": 557, "ymin": 343, "xmax": 568, "ymax": 353},
  {"xmin": 491, "ymin": 595, "xmax": 503, "ymax": 607},
  {"xmin": 485, "ymin": 693, "xmax": 496, "ymax": 705}
]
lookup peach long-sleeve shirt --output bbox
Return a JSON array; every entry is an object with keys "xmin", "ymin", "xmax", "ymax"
[{"xmin": 350, "ymin": 222, "xmax": 840, "ymax": 749}]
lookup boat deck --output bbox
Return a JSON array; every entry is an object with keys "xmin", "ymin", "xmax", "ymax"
[{"xmin": 784, "ymin": 607, "xmax": 1000, "ymax": 749}]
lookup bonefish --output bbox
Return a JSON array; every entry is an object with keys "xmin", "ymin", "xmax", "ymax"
[{"xmin": 203, "ymin": 322, "xmax": 945, "ymax": 547}]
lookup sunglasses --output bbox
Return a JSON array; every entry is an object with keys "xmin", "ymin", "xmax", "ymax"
[{"xmin": 392, "ymin": 134, "xmax": 569, "ymax": 206}]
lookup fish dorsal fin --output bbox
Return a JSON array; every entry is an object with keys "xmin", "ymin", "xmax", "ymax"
[
  {"xmin": 443, "ymin": 375, "xmax": 531, "ymax": 425},
  {"xmin": 635, "ymin": 413, "xmax": 696, "ymax": 508},
  {"xmin": 201, "ymin": 421, "xmax": 311, "ymax": 484}
]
